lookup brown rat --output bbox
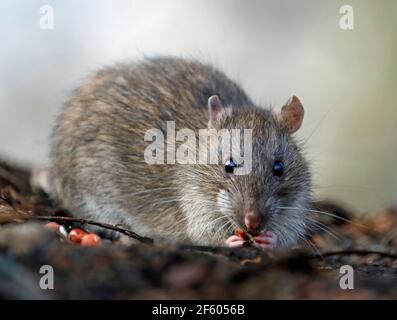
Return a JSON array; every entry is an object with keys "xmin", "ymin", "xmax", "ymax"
[{"xmin": 49, "ymin": 57, "xmax": 311, "ymax": 248}]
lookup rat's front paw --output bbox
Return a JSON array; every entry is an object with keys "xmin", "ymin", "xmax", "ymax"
[
  {"xmin": 225, "ymin": 235, "xmax": 247, "ymax": 248},
  {"xmin": 254, "ymin": 231, "xmax": 277, "ymax": 249},
  {"xmin": 226, "ymin": 230, "xmax": 277, "ymax": 249}
]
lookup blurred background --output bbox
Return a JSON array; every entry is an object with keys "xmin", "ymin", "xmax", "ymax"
[{"xmin": 0, "ymin": 0, "xmax": 396, "ymax": 213}]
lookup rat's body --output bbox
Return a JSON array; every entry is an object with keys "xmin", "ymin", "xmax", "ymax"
[{"xmin": 50, "ymin": 57, "xmax": 311, "ymax": 247}]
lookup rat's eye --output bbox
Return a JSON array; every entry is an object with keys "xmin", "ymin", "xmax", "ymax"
[
  {"xmin": 272, "ymin": 161, "xmax": 284, "ymax": 177},
  {"xmin": 225, "ymin": 158, "xmax": 238, "ymax": 173}
]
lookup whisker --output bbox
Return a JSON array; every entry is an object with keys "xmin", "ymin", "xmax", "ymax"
[
  {"xmin": 300, "ymin": 234, "xmax": 323, "ymax": 258},
  {"xmin": 278, "ymin": 206, "xmax": 368, "ymax": 229},
  {"xmin": 305, "ymin": 217, "xmax": 340, "ymax": 241},
  {"xmin": 194, "ymin": 214, "xmax": 230, "ymax": 241}
]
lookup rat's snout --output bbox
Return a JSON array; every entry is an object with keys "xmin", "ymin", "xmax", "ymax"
[{"xmin": 244, "ymin": 210, "xmax": 262, "ymax": 232}]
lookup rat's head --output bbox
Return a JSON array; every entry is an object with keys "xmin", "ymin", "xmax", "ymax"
[{"xmin": 179, "ymin": 95, "xmax": 311, "ymax": 247}]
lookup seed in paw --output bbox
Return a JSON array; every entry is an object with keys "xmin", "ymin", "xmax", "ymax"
[
  {"xmin": 81, "ymin": 233, "xmax": 102, "ymax": 246},
  {"xmin": 234, "ymin": 228, "xmax": 249, "ymax": 240},
  {"xmin": 45, "ymin": 222, "xmax": 60, "ymax": 231},
  {"xmin": 68, "ymin": 228, "xmax": 87, "ymax": 243}
]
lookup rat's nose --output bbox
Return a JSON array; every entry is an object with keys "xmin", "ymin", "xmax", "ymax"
[{"xmin": 244, "ymin": 211, "xmax": 261, "ymax": 231}]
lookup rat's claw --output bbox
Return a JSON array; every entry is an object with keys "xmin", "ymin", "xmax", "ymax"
[
  {"xmin": 225, "ymin": 235, "xmax": 246, "ymax": 248},
  {"xmin": 254, "ymin": 231, "xmax": 277, "ymax": 249}
]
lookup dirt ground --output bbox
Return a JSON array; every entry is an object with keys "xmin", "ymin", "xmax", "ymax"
[{"xmin": 0, "ymin": 159, "xmax": 396, "ymax": 299}]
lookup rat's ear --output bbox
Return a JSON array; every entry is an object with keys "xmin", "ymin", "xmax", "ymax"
[
  {"xmin": 208, "ymin": 95, "xmax": 223, "ymax": 127},
  {"xmin": 278, "ymin": 96, "xmax": 304, "ymax": 134}
]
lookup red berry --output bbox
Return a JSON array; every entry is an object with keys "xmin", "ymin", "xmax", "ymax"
[
  {"xmin": 235, "ymin": 228, "xmax": 249, "ymax": 240},
  {"xmin": 81, "ymin": 233, "xmax": 102, "ymax": 246},
  {"xmin": 45, "ymin": 222, "xmax": 60, "ymax": 231},
  {"xmin": 68, "ymin": 228, "xmax": 87, "ymax": 243}
]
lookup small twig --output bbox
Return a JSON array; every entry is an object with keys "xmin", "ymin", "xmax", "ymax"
[
  {"xmin": 311, "ymin": 250, "xmax": 397, "ymax": 260},
  {"xmin": 183, "ymin": 247, "xmax": 397, "ymax": 263},
  {"xmin": 4, "ymin": 215, "xmax": 153, "ymax": 245}
]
